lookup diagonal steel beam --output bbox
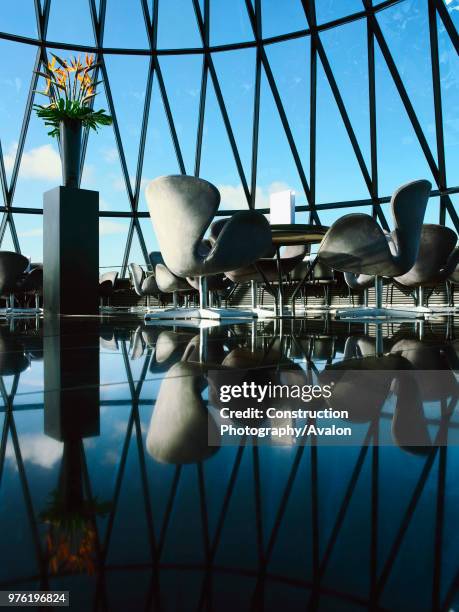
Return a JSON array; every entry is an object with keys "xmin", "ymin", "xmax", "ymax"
[{"xmin": 193, "ymin": 0, "xmax": 251, "ymax": 205}]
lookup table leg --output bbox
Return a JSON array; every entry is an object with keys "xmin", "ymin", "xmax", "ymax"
[{"xmin": 276, "ymin": 247, "xmax": 284, "ymax": 317}]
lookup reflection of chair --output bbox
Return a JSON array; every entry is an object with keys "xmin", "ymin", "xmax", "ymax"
[
  {"xmin": 318, "ymin": 180, "xmax": 431, "ymax": 319},
  {"xmin": 393, "ymin": 224, "xmax": 458, "ymax": 309},
  {"xmin": 146, "ymin": 361, "xmax": 219, "ymax": 464},
  {"xmin": 129, "ymin": 263, "xmax": 161, "ymax": 308},
  {"xmin": 0, "ymin": 328, "xmax": 29, "ymax": 375},
  {"xmin": 0, "ymin": 251, "xmax": 30, "ymax": 311},
  {"xmin": 145, "ymin": 175, "xmax": 272, "ymax": 319},
  {"xmin": 321, "ymin": 352, "xmax": 411, "ymax": 423}
]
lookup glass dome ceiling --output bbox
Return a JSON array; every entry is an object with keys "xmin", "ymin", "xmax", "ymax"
[{"xmin": 0, "ymin": 0, "xmax": 457, "ymax": 273}]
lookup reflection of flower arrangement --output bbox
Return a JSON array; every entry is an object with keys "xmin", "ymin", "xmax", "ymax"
[
  {"xmin": 33, "ymin": 53, "xmax": 112, "ymax": 137},
  {"xmin": 40, "ymin": 490, "xmax": 110, "ymax": 575}
]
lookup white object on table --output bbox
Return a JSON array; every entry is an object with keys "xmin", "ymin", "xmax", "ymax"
[{"xmin": 269, "ymin": 190, "xmax": 295, "ymax": 224}]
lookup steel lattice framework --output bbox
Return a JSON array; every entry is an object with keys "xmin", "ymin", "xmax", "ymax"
[{"xmin": 0, "ymin": 0, "xmax": 458, "ymax": 275}]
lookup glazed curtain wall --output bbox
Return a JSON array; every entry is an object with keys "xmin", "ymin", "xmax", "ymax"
[{"xmin": 0, "ymin": 0, "xmax": 458, "ymax": 274}]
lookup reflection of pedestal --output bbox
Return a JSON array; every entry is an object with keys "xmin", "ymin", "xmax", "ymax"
[
  {"xmin": 44, "ymin": 318, "xmax": 100, "ymax": 441},
  {"xmin": 43, "ymin": 186, "xmax": 99, "ymax": 315}
]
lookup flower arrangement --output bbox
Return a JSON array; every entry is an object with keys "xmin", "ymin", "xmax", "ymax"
[{"xmin": 33, "ymin": 53, "xmax": 112, "ymax": 137}]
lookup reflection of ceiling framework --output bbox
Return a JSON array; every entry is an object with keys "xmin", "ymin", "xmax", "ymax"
[
  {"xmin": 1, "ymin": 335, "xmax": 459, "ymax": 608},
  {"xmin": 0, "ymin": 0, "xmax": 458, "ymax": 275}
]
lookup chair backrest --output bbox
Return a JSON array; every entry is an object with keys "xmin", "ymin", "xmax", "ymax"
[
  {"xmin": 0, "ymin": 251, "xmax": 29, "ymax": 295},
  {"xmin": 129, "ymin": 263, "xmax": 145, "ymax": 296},
  {"xmin": 99, "ymin": 271, "xmax": 118, "ymax": 287},
  {"xmin": 146, "ymin": 175, "xmax": 220, "ymax": 277},
  {"xmin": 396, "ymin": 224, "xmax": 457, "ymax": 285},
  {"xmin": 390, "ymin": 179, "xmax": 431, "ymax": 270},
  {"xmin": 313, "ymin": 260, "xmax": 334, "ymax": 280},
  {"xmin": 148, "ymin": 251, "xmax": 165, "ymax": 268}
]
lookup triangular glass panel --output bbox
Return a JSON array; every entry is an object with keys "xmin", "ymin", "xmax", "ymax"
[
  {"xmin": 210, "ymin": 0, "xmax": 255, "ymax": 46},
  {"xmin": 438, "ymin": 9, "xmax": 459, "ymax": 190},
  {"xmin": 14, "ymin": 214, "xmax": 43, "ymax": 263},
  {"xmin": 104, "ymin": 53, "xmax": 151, "ymax": 184},
  {"xmin": 316, "ymin": 446, "xmax": 367, "ymax": 556},
  {"xmin": 103, "ymin": 0, "xmax": 150, "ymax": 49},
  {"xmin": 316, "ymin": 59, "xmax": 370, "ymax": 207},
  {"xmin": 139, "ymin": 218, "xmax": 160, "ymax": 258},
  {"xmin": 84, "ymin": 403, "xmax": 133, "ymax": 542},
  {"xmin": 374, "ymin": 39, "xmax": 436, "ymax": 197},
  {"xmin": 424, "ymin": 195, "xmax": 441, "ymax": 225},
  {"xmin": 105, "ymin": 427, "xmax": 152, "ymax": 565},
  {"xmin": 319, "ymin": 17, "xmax": 371, "ymax": 171},
  {"xmin": 0, "ymin": 436, "xmax": 42, "ymax": 582},
  {"xmin": 260, "ymin": 0, "xmax": 307, "ymax": 39},
  {"xmin": 98, "ymin": 216, "xmax": 130, "ymax": 271},
  {"xmin": 12, "ymin": 92, "xmax": 62, "ymax": 209},
  {"xmin": 315, "ymin": 0, "xmax": 364, "ymax": 24},
  {"xmin": 212, "ymin": 47, "xmax": 256, "ymax": 181},
  {"xmin": 199, "ymin": 76, "xmax": 251, "ymax": 210},
  {"xmin": 264, "ymin": 36, "xmax": 311, "ymax": 174},
  {"xmin": 0, "ymin": 0, "xmax": 38, "ymax": 37},
  {"xmin": 377, "ymin": 0, "xmax": 437, "ymax": 160},
  {"xmin": 47, "ymin": 0, "xmax": 95, "ymax": 45},
  {"xmin": 81, "ymin": 88, "xmax": 133, "ymax": 213},
  {"xmin": 202, "ymin": 446, "xmax": 245, "ymax": 542},
  {"xmin": 445, "ymin": 195, "xmax": 459, "ymax": 232},
  {"xmin": 0, "ymin": 40, "xmax": 38, "ymax": 187},
  {"xmin": 0, "ymin": 219, "xmax": 16, "ymax": 252},
  {"xmin": 256, "ymin": 69, "xmax": 308, "ymax": 212},
  {"xmin": 257, "ymin": 445, "xmax": 306, "ymax": 548},
  {"xmin": 319, "ymin": 449, "xmax": 372, "ymax": 599},
  {"xmin": 157, "ymin": 0, "xmax": 203, "ymax": 50},
  {"xmin": 159, "ymin": 464, "xmax": 206, "ymax": 565},
  {"xmin": 213, "ymin": 447, "xmax": 259, "ymax": 569},
  {"xmin": 12, "ymin": 409, "xmax": 63, "ymax": 529},
  {"xmin": 156, "ymin": 54, "xmax": 203, "ymax": 175},
  {"xmin": 139, "ymin": 77, "xmax": 185, "ymax": 212},
  {"xmin": 379, "ymin": 453, "xmax": 438, "ymax": 611},
  {"xmin": 267, "ymin": 447, "xmax": 313, "ymax": 580},
  {"xmin": 126, "ymin": 223, "xmax": 148, "ymax": 268},
  {"xmin": 445, "ymin": 0, "xmax": 459, "ymax": 29}
]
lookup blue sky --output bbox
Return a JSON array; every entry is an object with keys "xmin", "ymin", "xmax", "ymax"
[{"xmin": 0, "ymin": 0, "xmax": 458, "ymax": 269}]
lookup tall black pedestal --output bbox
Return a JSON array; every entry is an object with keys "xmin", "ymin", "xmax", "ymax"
[{"xmin": 44, "ymin": 186, "xmax": 99, "ymax": 315}]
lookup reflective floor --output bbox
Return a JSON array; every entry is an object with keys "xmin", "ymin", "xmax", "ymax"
[{"xmin": 1, "ymin": 315, "xmax": 459, "ymax": 611}]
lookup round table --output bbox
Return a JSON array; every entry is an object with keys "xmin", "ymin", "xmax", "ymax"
[{"xmin": 266, "ymin": 224, "xmax": 329, "ymax": 316}]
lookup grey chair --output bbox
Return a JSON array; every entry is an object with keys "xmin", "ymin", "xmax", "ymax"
[
  {"xmin": 317, "ymin": 180, "xmax": 432, "ymax": 319},
  {"xmin": 343, "ymin": 272, "xmax": 374, "ymax": 307},
  {"xmin": 20, "ymin": 263, "xmax": 43, "ymax": 311},
  {"xmin": 145, "ymin": 175, "xmax": 273, "ymax": 320},
  {"xmin": 447, "ymin": 248, "xmax": 459, "ymax": 306},
  {"xmin": 393, "ymin": 224, "xmax": 458, "ymax": 310},
  {"xmin": 129, "ymin": 262, "xmax": 161, "ymax": 308},
  {"xmin": 99, "ymin": 271, "xmax": 118, "ymax": 308},
  {"xmin": 211, "ymin": 217, "xmax": 307, "ymax": 316},
  {"xmin": 0, "ymin": 251, "xmax": 30, "ymax": 312}
]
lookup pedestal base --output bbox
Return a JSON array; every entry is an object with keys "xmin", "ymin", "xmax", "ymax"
[{"xmin": 44, "ymin": 186, "xmax": 99, "ymax": 315}]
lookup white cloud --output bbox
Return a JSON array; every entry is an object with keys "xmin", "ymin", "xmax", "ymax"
[
  {"xmin": 6, "ymin": 434, "xmax": 62, "ymax": 470},
  {"xmin": 18, "ymin": 227, "xmax": 43, "ymax": 238},
  {"xmin": 217, "ymin": 181, "xmax": 292, "ymax": 211},
  {"xmin": 102, "ymin": 146, "xmax": 118, "ymax": 163},
  {"xmin": 4, "ymin": 142, "xmax": 61, "ymax": 181},
  {"xmin": 99, "ymin": 219, "xmax": 128, "ymax": 235}
]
